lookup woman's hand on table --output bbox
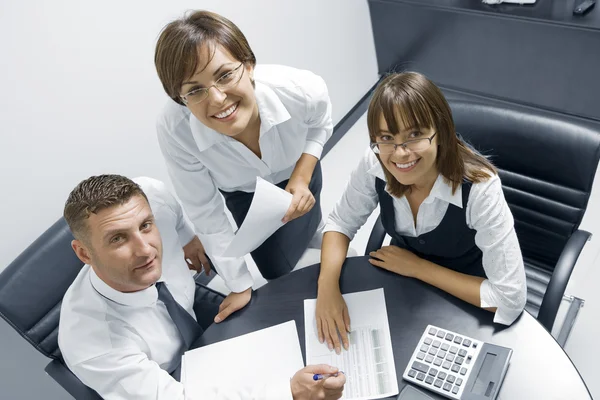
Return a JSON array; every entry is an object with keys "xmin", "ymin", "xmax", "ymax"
[
  {"xmin": 316, "ymin": 285, "xmax": 351, "ymax": 354},
  {"xmin": 368, "ymin": 245, "xmax": 423, "ymax": 278}
]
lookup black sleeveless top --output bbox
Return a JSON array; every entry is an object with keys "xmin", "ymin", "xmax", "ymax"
[{"xmin": 375, "ymin": 178, "xmax": 486, "ymax": 278}]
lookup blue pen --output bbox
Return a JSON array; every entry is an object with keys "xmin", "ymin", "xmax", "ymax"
[{"xmin": 313, "ymin": 371, "xmax": 344, "ymax": 381}]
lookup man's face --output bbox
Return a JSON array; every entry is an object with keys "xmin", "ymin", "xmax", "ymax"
[{"xmin": 72, "ymin": 195, "xmax": 163, "ymax": 293}]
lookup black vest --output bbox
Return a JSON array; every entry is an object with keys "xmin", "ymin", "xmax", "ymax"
[{"xmin": 375, "ymin": 178, "xmax": 485, "ymax": 278}]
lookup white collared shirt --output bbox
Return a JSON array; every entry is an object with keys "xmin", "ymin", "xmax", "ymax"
[
  {"xmin": 58, "ymin": 177, "xmax": 293, "ymax": 400},
  {"xmin": 325, "ymin": 149, "xmax": 527, "ymax": 325},
  {"xmin": 157, "ymin": 64, "xmax": 333, "ymax": 293}
]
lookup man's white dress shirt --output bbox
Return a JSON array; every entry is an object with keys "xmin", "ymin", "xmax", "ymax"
[
  {"xmin": 157, "ymin": 64, "xmax": 333, "ymax": 293},
  {"xmin": 325, "ymin": 149, "xmax": 528, "ymax": 325},
  {"xmin": 58, "ymin": 177, "xmax": 292, "ymax": 399}
]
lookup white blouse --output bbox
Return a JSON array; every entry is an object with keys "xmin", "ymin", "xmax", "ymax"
[
  {"xmin": 157, "ymin": 65, "xmax": 333, "ymax": 292},
  {"xmin": 325, "ymin": 148, "xmax": 527, "ymax": 325}
]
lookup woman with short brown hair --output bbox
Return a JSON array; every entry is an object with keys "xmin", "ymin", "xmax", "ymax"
[{"xmin": 154, "ymin": 11, "xmax": 332, "ymax": 318}]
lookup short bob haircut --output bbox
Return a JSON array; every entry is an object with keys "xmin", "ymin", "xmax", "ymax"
[{"xmin": 155, "ymin": 10, "xmax": 256, "ymax": 106}]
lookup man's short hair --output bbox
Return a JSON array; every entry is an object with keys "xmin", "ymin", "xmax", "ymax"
[{"xmin": 64, "ymin": 175, "xmax": 148, "ymax": 242}]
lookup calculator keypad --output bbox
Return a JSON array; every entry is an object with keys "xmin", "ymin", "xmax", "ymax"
[{"xmin": 403, "ymin": 325, "xmax": 482, "ymax": 399}]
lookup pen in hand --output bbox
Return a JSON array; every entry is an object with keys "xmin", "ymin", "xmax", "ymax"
[{"xmin": 313, "ymin": 371, "xmax": 344, "ymax": 381}]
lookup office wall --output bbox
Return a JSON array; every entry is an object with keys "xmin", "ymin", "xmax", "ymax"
[
  {"xmin": 0, "ymin": 1, "xmax": 378, "ymax": 398},
  {"xmin": 0, "ymin": 0, "xmax": 378, "ymax": 271}
]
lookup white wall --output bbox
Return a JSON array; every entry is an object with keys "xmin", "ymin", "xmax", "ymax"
[
  {"xmin": 0, "ymin": 2, "xmax": 378, "ymax": 398},
  {"xmin": 0, "ymin": 0, "xmax": 379, "ymax": 272}
]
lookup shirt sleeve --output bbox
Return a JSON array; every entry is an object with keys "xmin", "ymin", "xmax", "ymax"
[
  {"xmin": 301, "ymin": 71, "xmax": 333, "ymax": 159},
  {"xmin": 156, "ymin": 112, "xmax": 254, "ymax": 293},
  {"xmin": 64, "ymin": 346, "xmax": 185, "ymax": 400},
  {"xmin": 133, "ymin": 176, "xmax": 196, "ymax": 248},
  {"xmin": 467, "ymin": 174, "xmax": 528, "ymax": 325},
  {"xmin": 65, "ymin": 347, "xmax": 293, "ymax": 400},
  {"xmin": 324, "ymin": 148, "xmax": 380, "ymax": 240}
]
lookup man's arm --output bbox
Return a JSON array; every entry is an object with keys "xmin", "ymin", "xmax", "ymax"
[
  {"xmin": 65, "ymin": 348, "xmax": 185, "ymax": 400},
  {"xmin": 67, "ymin": 350, "xmax": 292, "ymax": 400}
]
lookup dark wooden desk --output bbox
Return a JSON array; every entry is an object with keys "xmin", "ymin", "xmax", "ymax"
[
  {"xmin": 368, "ymin": 0, "xmax": 600, "ymax": 122},
  {"xmin": 195, "ymin": 256, "xmax": 591, "ymax": 399}
]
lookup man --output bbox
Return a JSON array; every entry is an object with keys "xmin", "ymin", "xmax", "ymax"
[{"xmin": 58, "ymin": 174, "xmax": 345, "ymax": 399}]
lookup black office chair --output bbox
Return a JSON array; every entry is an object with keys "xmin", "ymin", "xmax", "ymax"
[
  {"xmin": 365, "ymin": 100, "xmax": 600, "ymax": 332},
  {"xmin": 0, "ymin": 217, "xmax": 224, "ymax": 399}
]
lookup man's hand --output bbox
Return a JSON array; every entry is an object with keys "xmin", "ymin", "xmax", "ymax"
[
  {"xmin": 183, "ymin": 236, "xmax": 211, "ymax": 275},
  {"xmin": 282, "ymin": 179, "xmax": 315, "ymax": 224},
  {"xmin": 214, "ymin": 287, "xmax": 252, "ymax": 323},
  {"xmin": 368, "ymin": 245, "xmax": 423, "ymax": 278},
  {"xmin": 291, "ymin": 364, "xmax": 345, "ymax": 400}
]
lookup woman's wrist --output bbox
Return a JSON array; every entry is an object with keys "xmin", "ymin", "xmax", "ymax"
[
  {"xmin": 317, "ymin": 272, "xmax": 340, "ymax": 293},
  {"xmin": 412, "ymin": 258, "xmax": 436, "ymax": 283}
]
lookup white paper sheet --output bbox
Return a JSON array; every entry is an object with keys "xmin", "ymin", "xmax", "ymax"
[
  {"xmin": 221, "ymin": 177, "xmax": 292, "ymax": 257},
  {"xmin": 182, "ymin": 320, "xmax": 304, "ymax": 398},
  {"xmin": 304, "ymin": 288, "xmax": 399, "ymax": 400}
]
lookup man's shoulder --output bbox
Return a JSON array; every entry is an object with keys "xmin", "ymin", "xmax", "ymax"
[
  {"xmin": 133, "ymin": 176, "xmax": 167, "ymax": 198},
  {"xmin": 60, "ymin": 266, "xmax": 109, "ymax": 325},
  {"xmin": 59, "ymin": 267, "xmax": 114, "ymax": 359},
  {"xmin": 132, "ymin": 177, "xmax": 178, "ymax": 222}
]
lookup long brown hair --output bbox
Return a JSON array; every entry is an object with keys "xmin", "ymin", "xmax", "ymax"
[
  {"xmin": 367, "ymin": 72, "xmax": 496, "ymax": 198},
  {"xmin": 155, "ymin": 10, "xmax": 256, "ymax": 105}
]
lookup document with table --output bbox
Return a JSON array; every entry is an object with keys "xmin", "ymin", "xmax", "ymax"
[
  {"xmin": 304, "ymin": 288, "xmax": 399, "ymax": 400},
  {"xmin": 181, "ymin": 320, "xmax": 304, "ymax": 398},
  {"xmin": 222, "ymin": 177, "xmax": 292, "ymax": 257}
]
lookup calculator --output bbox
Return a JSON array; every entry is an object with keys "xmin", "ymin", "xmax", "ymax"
[{"xmin": 402, "ymin": 325, "xmax": 512, "ymax": 400}]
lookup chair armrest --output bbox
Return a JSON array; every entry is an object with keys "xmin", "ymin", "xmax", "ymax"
[
  {"xmin": 45, "ymin": 359, "xmax": 103, "ymax": 400},
  {"xmin": 364, "ymin": 214, "xmax": 386, "ymax": 256},
  {"xmin": 537, "ymin": 229, "xmax": 592, "ymax": 332}
]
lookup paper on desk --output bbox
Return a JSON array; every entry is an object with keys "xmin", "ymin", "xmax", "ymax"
[
  {"xmin": 221, "ymin": 177, "xmax": 292, "ymax": 257},
  {"xmin": 304, "ymin": 288, "xmax": 399, "ymax": 400},
  {"xmin": 182, "ymin": 320, "xmax": 304, "ymax": 398}
]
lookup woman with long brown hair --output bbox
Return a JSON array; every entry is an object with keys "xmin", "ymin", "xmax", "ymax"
[{"xmin": 316, "ymin": 72, "xmax": 527, "ymax": 354}]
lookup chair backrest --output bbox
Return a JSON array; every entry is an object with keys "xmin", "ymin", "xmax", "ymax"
[
  {"xmin": 449, "ymin": 101, "xmax": 600, "ymax": 272},
  {"xmin": 0, "ymin": 217, "xmax": 83, "ymax": 360}
]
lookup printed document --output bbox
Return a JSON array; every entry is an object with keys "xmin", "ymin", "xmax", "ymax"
[
  {"xmin": 304, "ymin": 288, "xmax": 399, "ymax": 400},
  {"xmin": 181, "ymin": 320, "xmax": 304, "ymax": 398},
  {"xmin": 222, "ymin": 177, "xmax": 292, "ymax": 257}
]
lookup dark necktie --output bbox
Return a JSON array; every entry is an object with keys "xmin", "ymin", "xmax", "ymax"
[{"xmin": 156, "ymin": 281, "xmax": 203, "ymax": 349}]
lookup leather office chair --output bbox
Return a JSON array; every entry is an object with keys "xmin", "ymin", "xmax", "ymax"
[
  {"xmin": 0, "ymin": 217, "xmax": 224, "ymax": 399},
  {"xmin": 365, "ymin": 100, "xmax": 600, "ymax": 332}
]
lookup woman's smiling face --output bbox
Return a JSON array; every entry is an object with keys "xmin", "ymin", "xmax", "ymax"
[
  {"xmin": 375, "ymin": 110, "xmax": 439, "ymax": 187},
  {"xmin": 180, "ymin": 44, "xmax": 259, "ymax": 139}
]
